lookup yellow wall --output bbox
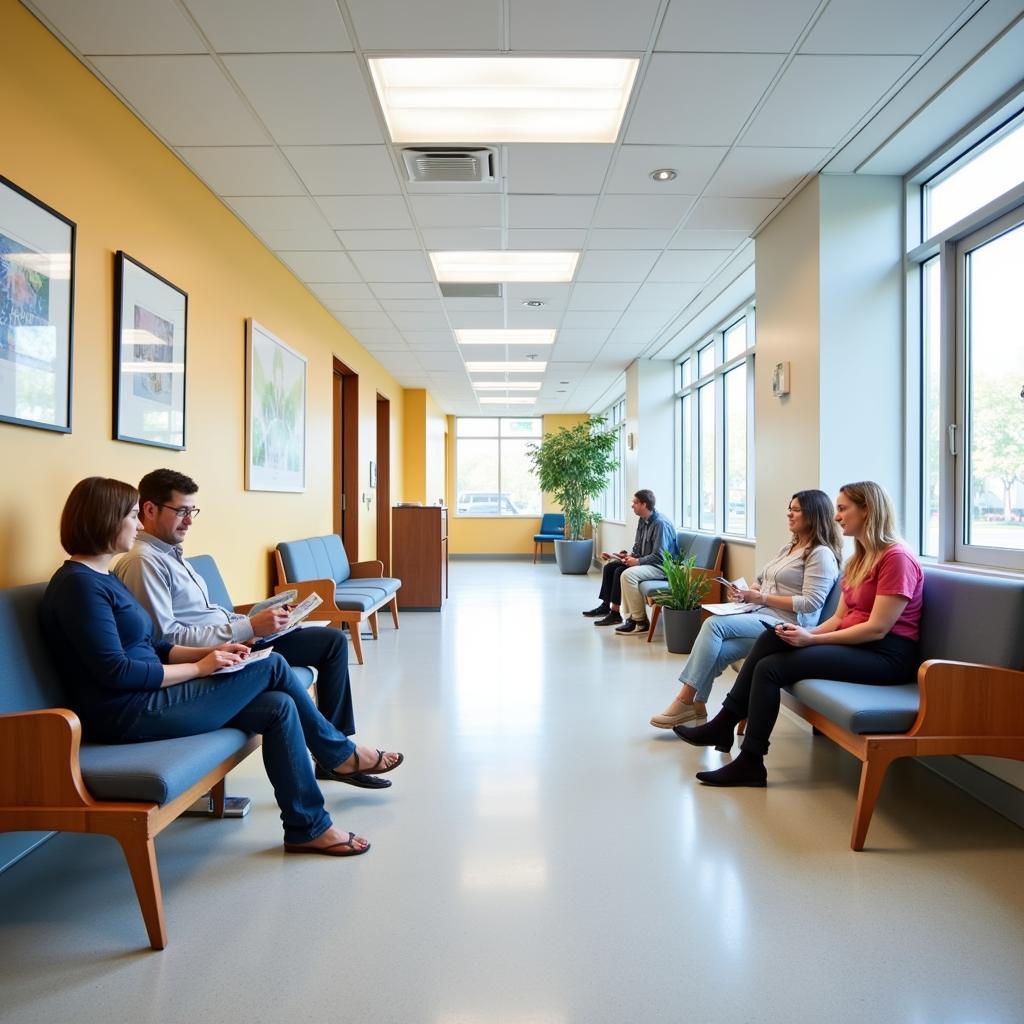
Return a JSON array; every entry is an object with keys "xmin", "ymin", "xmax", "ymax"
[
  {"xmin": 401, "ymin": 390, "xmax": 447, "ymax": 506},
  {"xmin": 446, "ymin": 413, "xmax": 586, "ymax": 555},
  {"xmin": 0, "ymin": 0, "xmax": 404, "ymax": 598}
]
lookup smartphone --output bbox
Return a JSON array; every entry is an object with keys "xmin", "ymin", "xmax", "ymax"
[{"xmin": 760, "ymin": 619, "xmax": 784, "ymax": 632}]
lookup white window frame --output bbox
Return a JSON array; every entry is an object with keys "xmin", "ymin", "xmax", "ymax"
[
  {"xmin": 454, "ymin": 416, "xmax": 542, "ymax": 518},
  {"xmin": 595, "ymin": 397, "xmax": 626, "ymax": 522}
]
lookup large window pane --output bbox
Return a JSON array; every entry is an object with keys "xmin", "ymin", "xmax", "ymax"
[
  {"xmin": 456, "ymin": 438, "xmax": 501, "ymax": 514},
  {"xmin": 681, "ymin": 394, "xmax": 692, "ymax": 527},
  {"xmin": 921, "ymin": 257, "xmax": 941, "ymax": 557},
  {"xmin": 698, "ymin": 343, "xmax": 715, "ymax": 378},
  {"xmin": 455, "ymin": 417, "xmax": 542, "ymax": 515},
  {"xmin": 500, "ymin": 438, "xmax": 541, "ymax": 515},
  {"xmin": 964, "ymin": 222, "xmax": 1024, "ymax": 552},
  {"xmin": 698, "ymin": 384, "xmax": 715, "ymax": 531},
  {"xmin": 724, "ymin": 319, "xmax": 747, "ymax": 360},
  {"xmin": 724, "ymin": 365, "xmax": 746, "ymax": 535}
]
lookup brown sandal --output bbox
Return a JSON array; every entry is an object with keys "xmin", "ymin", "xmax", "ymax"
[
  {"xmin": 345, "ymin": 749, "xmax": 404, "ymax": 776},
  {"xmin": 284, "ymin": 832, "xmax": 370, "ymax": 857}
]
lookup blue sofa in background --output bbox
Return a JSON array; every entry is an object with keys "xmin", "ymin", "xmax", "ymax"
[{"xmin": 533, "ymin": 513, "xmax": 566, "ymax": 563}]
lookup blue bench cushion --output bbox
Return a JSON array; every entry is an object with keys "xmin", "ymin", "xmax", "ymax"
[
  {"xmin": 787, "ymin": 680, "xmax": 921, "ymax": 735},
  {"xmin": 534, "ymin": 513, "xmax": 565, "ymax": 542},
  {"xmin": 78, "ymin": 728, "xmax": 253, "ymax": 803},
  {"xmin": 637, "ymin": 530, "xmax": 724, "ymax": 600},
  {"xmin": 534, "ymin": 533, "xmax": 565, "ymax": 542},
  {"xmin": 334, "ymin": 579, "xmax": 401, "ymax": 612},
  {"xmin": 278, "ymin": 535, "xmax": 352, "ymax": 586}
]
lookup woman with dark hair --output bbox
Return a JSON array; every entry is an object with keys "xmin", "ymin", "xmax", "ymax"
[
  {"xmin": 40, "ymin": 477, "xmax": 403, "ymax": 857},
  {"xmin": 650, "ymin": 489, "xmax": 842, "ymax": 729},
  {"xmin": 675, "ymin": 481, "xmax": 923, "ymax": 787}
]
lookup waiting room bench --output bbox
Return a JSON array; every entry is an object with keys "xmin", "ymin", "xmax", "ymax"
[
  {"xmin": 643, "ymin": 529, "xmax": 725, "ymax": 642},
  {"xmin": 274, "ymin": 534, "xmax": 400, "ymax": 665},
  {"xmin": 778, "ymin": 565, "xmax": 1024, "ymax": 850}
]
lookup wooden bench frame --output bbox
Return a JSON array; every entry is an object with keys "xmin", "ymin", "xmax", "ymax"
[
  {"xmin": 0, "ymin": 708, "xmax": 259, "ymax": 950},
  {"xmin": 780, "ymin": 658, "xmax": 1024, "ymax": 850},
  {"xmin": 273, "ymin": 551, "xmax": 399, "ymax": 666}
]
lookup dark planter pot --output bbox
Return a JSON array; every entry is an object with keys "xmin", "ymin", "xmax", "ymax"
[
  {"xmin": 662, "ymin": 607, "xmax": 703, "ymax": 654},
  {"xmin": 554, "ymin": 538, "xmax": 594, "ymax": 574}
]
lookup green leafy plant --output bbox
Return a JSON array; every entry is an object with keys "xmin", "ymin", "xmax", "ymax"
[
  {"xmin": 526, "ymin": 416, "xmax": 620, "ymax": 541},
  {"xmin": 650, "ymin": 549, "xmax": 712, "ymax": 611}
]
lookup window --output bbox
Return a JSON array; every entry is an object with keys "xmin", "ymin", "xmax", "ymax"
[
  {"xmin": 455, "ymin": 417, "xmax": 542, "ymax": 516},
  {"xmin": 677, "ymin": 307, "xmax": 755, "ymax": 537},
  {"xmin": 596, "ymin": 397, "xmax": 626, "ymax": 521},
  {"xmin": 909, "ymin": 105, "xmax": 1024, "ymax": 570}
]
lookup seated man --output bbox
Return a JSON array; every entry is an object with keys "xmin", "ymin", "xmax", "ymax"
[
  {"xmin": 583, "ymin": 489, "xmax": 678, "ymax": 633},
  {"xmin": 114, "ymin": 468, "xmax": 386, "ymax": 789}
]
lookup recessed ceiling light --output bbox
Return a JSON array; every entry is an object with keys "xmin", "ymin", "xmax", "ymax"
[
  {"xmin": 431, "ymin": 251, "xmax": 579, "ymax": 283},
  {"xmin": 456, "ymin": 329, "xmax": 555, "ymax": 345},
  {"xmin": 367, "ymin": 57, "xmax": 639, "ymax": 144},
  {"xmin": 473, "ymin": 381, "xmax": 542, "ymax": 391},
  {"xmin": 559, "ymin": 380, "xmax": 571, "ymax": 384},
  {"xmin": 523, "ymin": 299, "xmax": 546, "ymax": 307},
  {"xmin": 650, "ymin": 168, "xmax": 678, "ymax": 182},
  {"xmin": 479, "ymin": 396, "xmax": 537, "ymax": 405},
  {"xmin": 465, "ymin": 361, "xmax": 547, "ymax": 373}
]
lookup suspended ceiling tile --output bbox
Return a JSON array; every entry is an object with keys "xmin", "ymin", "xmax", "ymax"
[
  {"xmin": 684, "ymin": 196, "xmax": 779, "ymax": 231},
  {"xmin": 507, "ymin": 195, "xmax": 598, "ymax": 229},
  {"xmin": 337, "ymin": 229, "xmax": 421, "ymax": 250},
  {"xmin": 561, "ymin": 310, "xmax": 621, "ymax": 329},
  {"xmin": 576, "ymin": 250, "xmax": 660, "ymax": 282},
  {"xmin": 91, "ymin": 55, "xmax": 269, "ymax": 146},
  {"xmin": 505, "ymin": 144, "xmax": 615, "ymax": 194},
  {"xmin": 349, "ymin": 250, "xmax": 433, "ymax": 282},
  {"xmin": 800, "ymin": 0, "xmax": 972, "ymax": 55},
  {"xmin": 506, "ymin": 229, "xmax": 589, "ymax": 250},
  {"xmin": 589, "ymin": 228, "xmax": 674, "ymax": 249},
  {"xmin": 704, "ymin": 146, "xmax": 829, "ymax": 198},
  {"xmin": 336, "ymin": 310, "xmax": 395, "ymax": 329},
  {"xmin": 630, "ymin": 282, "xmax": 702, "ymax": 311},
  {"xmin": 276, "ymin": 250, "xmax": 361, "ymax": 282},
  {"xmin": 388, "ymin": 311, "xmax": 452, "ymax": 330},
  {"xmin": 606, "ymin": 145, "xmax": 727, "ymax": 194},
  {"xmin": 402, "ymin": 331, "xmax": 458, "ymax": 347},
  {"xmin": 351, "ymin": 328, "xmax": 406, "ymax": 346},
  {"xmin": 569, "ymin": 283, "xmax": 640, "ymax": 310},
  {"xmin": 441, "ymin": 297, "xmax": 504, "ymax": 312},
  {"xmin": 316, "ymin": 196, "xmax": 414, "ymax": 230},
  {"xmin": 283, "ymin": 146, "xmax": 400, "ymax": 195},
  {"xmin": 447, "ymin": 311, "xmax": 505, "ymax": 328},
  {"xmin": 33, "ymin": 0, "xmax": 206, "ymax": 53},
  {"xmin": 505, "ymin": 308, "xmax": 563, "ymax": 328},
  {"xmin": 256, "ymin": 225, "xmax": 344, "ymax": 250},
  {"xmin": 371, "ymin": 283, "xmax": 440, "ymax": 299},
  {"xmin": 178, "ymin": 146, "xmax": 304, "ymax": 196},
  {"xmin": 416, "ymin": 350, "xmax": 467, "ymax": 372},
  {"xmin": 648, "ymin": 250, "xmax": 730, "ymax": 283},
  {"xmin": 420, "ymin": 228, "xmax": 503, "ymax": 251},
  {"xmin": 223, "ymin": 53, "xmax": 382, "ymax": 145},
  {"xmin": 227, "ymin": 195, "xmax": 329, "ymax": 232},
  {"xmin": 320, "ymin": 298, "xmax": 383, "ymax": 312},
  {"xmin": 656, "ymin": 0, "xmax": 821, "ymax": 52},
  {"xmin": 668, "ymin": 228, "xmax": 751, "ymax": 250},
  {"xmin": 380, "ymin": 300, "xmax": 447, "ymax": 313},
  {"xmin": 626, "ymin": 53, "xmax": 785, "ymax": 146},
  {"xmin": 185, "ymin": 0, "xmax": 353, "ymax": 52},
  {"xmin": 593, "ymin": 193, "xmax": 695, "ymax": 229},
  {"xmin": 741, "ymin": 55, "xmax": 915, "ymax": 148},
  {"xmin": 345, "ymin": 0, "xmax": 502, "ymax": 49},
  {"xmin": 409, "ymin": 195, "xmax": 503, "ymax": 229},
  {"xmin": 510, "ymin": 0, "xmax": 662, "ymax": 50},
  {"xmin": 504, "ymin": 283, "xmax": 572, "ymax": 306},
  {"xmin": 309, "ymin": 282, "xmax": 374, "ymax": 301}
]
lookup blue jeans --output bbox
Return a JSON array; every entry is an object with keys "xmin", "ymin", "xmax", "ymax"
[
  {"xmin": 120, "ymin": 653, "xmax": 356, "ymax": 845},
  {"xmin": 254, "ymin": 626, "xmax": 354, "ymax": 735},
  {"xmin": 677, "ymin": 613, "xmax": 766, "ymax": 703}
]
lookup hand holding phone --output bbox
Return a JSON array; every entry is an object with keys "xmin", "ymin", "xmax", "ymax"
[{"xmin": 760, "ymin": 619, "xmax": 787, "ymax": 632}]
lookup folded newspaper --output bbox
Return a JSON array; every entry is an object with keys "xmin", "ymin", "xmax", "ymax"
[
  {"xmin": 260, "ymin": 592, "xmax": 324, "ymax": 641},
  {"xmin": 249, "ymin": 589, "xmax": 297, "ymax": 616}
]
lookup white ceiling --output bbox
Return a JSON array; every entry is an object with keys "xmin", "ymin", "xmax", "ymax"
[{"xmin": 22, "ymin": 0, "xmax": 1023, "ymax": 414}]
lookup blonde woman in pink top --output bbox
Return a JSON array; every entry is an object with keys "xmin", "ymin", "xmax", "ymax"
[{"xmin": 674, "ymin": 481, "xmax": 924, "ymax": 788}]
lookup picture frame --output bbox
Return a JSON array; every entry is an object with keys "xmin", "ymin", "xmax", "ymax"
[
  {"xmin": 113, "ymin": 251, "xmax": 187, "ymax": 449},
  {"xmin": 245, "ymin": 318, "xmax": 306, "ymax": 492},
  {"xmin": 0, "ymin": 174, "xmax": 75, "ymax": 433}
]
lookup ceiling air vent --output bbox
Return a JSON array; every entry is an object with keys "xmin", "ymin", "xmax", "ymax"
[
  {"xmin": 402, "ymin": 147, "xmax": 497, "ymax": 183},
  {"xmin": 440, "ymin": 283, "xmax": 503, "ymax": 299}
]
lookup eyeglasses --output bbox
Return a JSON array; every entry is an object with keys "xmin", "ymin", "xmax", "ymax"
[{"xmin": 159, "ymin": 504, "xmax": 200, "ymax": 520}]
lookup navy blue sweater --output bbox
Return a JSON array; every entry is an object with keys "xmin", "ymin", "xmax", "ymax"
[{"xmin": 40, "ymin": 561, "xmax": 173, "ymax": 740}]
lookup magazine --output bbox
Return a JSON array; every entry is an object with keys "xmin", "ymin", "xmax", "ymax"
[
  {"xmin": 249, "ymin": 589, "xmax": 297, "ymax": 616},
  {"xmin": 261, "ymin": 592, "xmax": 324, "ymax": 642},
  {"xmin": 213, "ymin": 645, "xmax": 274, "ymax": 675}
]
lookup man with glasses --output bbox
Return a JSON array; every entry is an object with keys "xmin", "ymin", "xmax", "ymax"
[{"xmin": 115, "ymin": 469, "xmax": 385, "ymax": 789}]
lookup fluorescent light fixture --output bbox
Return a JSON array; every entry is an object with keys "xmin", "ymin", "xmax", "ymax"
[
  {"xmin": 456, "ymin": 329, "xmax": 555, "ymax": 346},
  {"xmin": 465, "ymin": 361, "xmax": 547, "ymax": 373},
  {"xmin": 368, "ymin": 57, "xmax": 639, "ymax": 144},
  {"xmin": 431, "ymin": 251, "xmax": 578, "ymax": 283},
  {"xmin": 472, "ymin": 382, "xmax": 542, "ymax": 391},
  {"xmin": 479, "ymin": 397, "xmax": 536, "ymax": 405}
]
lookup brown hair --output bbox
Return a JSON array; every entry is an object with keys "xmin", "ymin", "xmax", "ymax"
[
  {"xmin": 634, "ymin": 489, "xmax": 656, "ymax": 511},
  {"xmin": 59, "ymin": 477, "xmax": 139, "ymax": 556},
  {"xmin": 839, "ymin": 480, "xmax": 900, "ymax": 589},
  {"xmin": 791, "ymin": 489, "xmax": 843, "ymax": 566}
]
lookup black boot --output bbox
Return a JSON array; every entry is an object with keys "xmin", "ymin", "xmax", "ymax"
[
  {"xmin": 695, "ymin": 749, "xmax": 767, "ymax": 788},
  {"xmin": 673, "ymin": 707, "xmax": 740, "ymax": 753}
]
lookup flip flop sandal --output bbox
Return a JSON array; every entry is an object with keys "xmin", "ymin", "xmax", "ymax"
[
  {"xmin": 315, "ymin": 764, "xmax": 392, "ymax": 789},
  {"xmin": 355, "ymin": 749, "xmax": 404, "ymax": 775},
  {"xmin": 284, "ymin": 832, "xmax": 370, "ymax": 857}
]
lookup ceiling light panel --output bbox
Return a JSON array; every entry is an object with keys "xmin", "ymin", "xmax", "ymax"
[
  {"xmin": 368, "ymin": 57, "xmax": 639, "ymax": 144},
  {"xmin": 473, "ymin": 382, "xmax": 542, "ymax": 391},
  {"xmin": 479, "ymin": 397, "xmax": 537, "ymax": 404},
  {"xmin": 465, "ymin": 361, "xmax": 548, "ymax": 372},
  {"xmin": 456, "ymin": 329, "xmax": 556, "ymax": 345},
  {"xmin": 430, "ymin": 251, "xmax": 579, "ymax": 283}
]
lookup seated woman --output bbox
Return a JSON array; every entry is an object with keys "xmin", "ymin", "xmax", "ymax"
[
  {"xmin": 650, "ymin": 489, "xmax": 841, "ymax": 728},
  {"xmin": 674, "ymin": 480, "xmax": 923, "ymax": 787},
  {"xmin": 40, "ymin": 477, "xmax": 403, "ymax": 857}
]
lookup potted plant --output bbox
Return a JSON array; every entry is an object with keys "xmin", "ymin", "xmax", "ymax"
[
  {"xmin": 651, "ymin": 549, "xmax": 712, "ymax": 653},
  {"xmin": 526, "ymin": 416, "xmax": 620, "ymax": 574}
]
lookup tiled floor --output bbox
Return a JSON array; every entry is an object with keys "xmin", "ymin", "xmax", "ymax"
[{"xmin": 1, "ymin": 560, "xmax": 1022, "ymax": 1024}]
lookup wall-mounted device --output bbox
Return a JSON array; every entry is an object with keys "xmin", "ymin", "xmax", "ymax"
[{"xmin": 771, "ymin": 361, "xmax": 791, "ymax": 398}]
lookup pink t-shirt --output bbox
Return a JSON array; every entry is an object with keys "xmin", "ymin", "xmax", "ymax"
[{"xmin": 839, "ymin": 543, "xmax": 924, "ymax": 641}]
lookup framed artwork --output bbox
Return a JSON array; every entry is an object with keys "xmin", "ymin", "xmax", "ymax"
[
  {"xmin": 245, "ymin": 318, "xmax": 306, "ymax": 492},
  {"xmin": 0, "ymin": 175, "xmax": 75, "ymax": 433},
  {"xmin": 113, "ymin": 251, "xmax": 187, "ymax": 449}
]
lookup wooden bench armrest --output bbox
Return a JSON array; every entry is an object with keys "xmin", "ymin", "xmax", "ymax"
[
  {"xmin": 350, "ymin": 559, "xmax": 385, "ymax": 579},
  {"xmin": 275, "ymin": 578, "xmax": 342, "ymax": 614},
  {"xmin": 911, "ymin": 659, "xmax": 1024, "ymax": 737},
  {"xmin": 0, "ymin": 708, "xmax": 94, "ymax": 808}
]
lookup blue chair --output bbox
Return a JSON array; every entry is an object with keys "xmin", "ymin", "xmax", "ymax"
[{"xmin": 533, "ymin": 513, "xmax": 566, "ymax": 563}]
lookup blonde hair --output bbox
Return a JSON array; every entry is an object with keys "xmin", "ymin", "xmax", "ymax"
[{"xmin": 839, "ymin": 481, "xmax": 900, "ymax": 589}]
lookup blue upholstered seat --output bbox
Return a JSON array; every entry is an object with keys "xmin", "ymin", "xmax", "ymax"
[
  {"xmin": 638, "ymin": 529, "xmax": 724, "ymax": 601},
  {"xmin": 533, "ymin": 513, "xmax": 566, "ymax": 542},
  {"xmin": 276, "ymin": 535, "xmax": 401, "ymax": 601}
]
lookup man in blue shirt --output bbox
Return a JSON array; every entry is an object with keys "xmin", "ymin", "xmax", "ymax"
[{"xmin": 582, "ymin": 489, "xmax": 678, "ymax": 633}]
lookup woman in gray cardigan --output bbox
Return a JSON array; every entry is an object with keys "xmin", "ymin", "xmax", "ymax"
[{"xmin": 650, "ymin": 490, "xmax": 842, "ymax": 728}]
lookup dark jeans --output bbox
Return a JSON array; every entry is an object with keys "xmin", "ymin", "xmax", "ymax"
[
  {"xmin": 254, "ymin": 626, "xmax": 354, "ymax": 735},
  {"xmin": 598, "ymin": 560, "xmax": 630, "ymax": 606},
  {"xmin": 722, "ymin": 631, "xmax": 920, "ymax": 757},
  {"xmin": 120, "ymin": 653, "xmax": 356, "ymax": 844}
]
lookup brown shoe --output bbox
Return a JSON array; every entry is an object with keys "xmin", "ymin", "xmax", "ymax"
[{"xmin": 650, "ymin": 698, "xmax": 707, "ymax": 729}]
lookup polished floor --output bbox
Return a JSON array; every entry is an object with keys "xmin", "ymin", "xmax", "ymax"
[{"xmin": 1, "ymin": 560, "xmax": 1022, "ymax": 1024}]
